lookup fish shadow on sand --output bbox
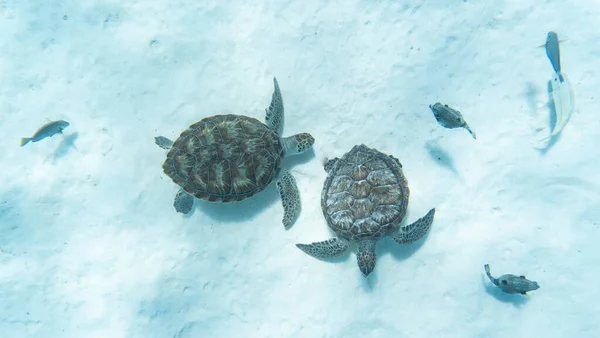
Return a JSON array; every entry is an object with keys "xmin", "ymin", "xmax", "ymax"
[
  {"xmin": 425, "ymin": 139, "xmax": 459, "ymax": 176},
  {"xmin": 524, "ymin": 81, "xmax": 540, "ymax": 115},
  {"xmin": 281, "ymin": 148, "xmax": 316, "ymax": 168},
  {"xmin": 482, "ymin": 275, "xmax": 530, "ymax": 307},
  {"xmin": 193, "ymin": 149, "xmax": 316, "ymax": 226},
  {"xmin": 53, "ymin": 132, "xmax": 79, "ymax": 160},
  {"xmin": 536, "ymin": 80, "xmax": 561, "ymax": 154}
]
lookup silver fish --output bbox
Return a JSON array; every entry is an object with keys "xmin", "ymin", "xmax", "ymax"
[
  {"xmin": 429, "ymin": 102, "xmax": 476, "ymax": 139},
  {"xmin": 544, "ymin": 31, "xmax": 561, "ymax": 76},
  {"xmin": 20, "ymin": 120, "xmax": 70, "ymax": 147},
  {"xmin": 484, "ymin": 264, "xmax": 540, "ymax": 295}
]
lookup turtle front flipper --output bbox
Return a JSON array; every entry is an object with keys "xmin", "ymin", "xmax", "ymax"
[
  {"xmin": 391, "ymin": 208, "xmax": 435, "ymax": 244},
  {"xmin": 174, "ymin": 188, "xmax": 194, "ymax": 214},
  {"xmin": 155, "ymin": 136, "xmax": 173, "ymax": 150},
  {"xmin": 276, "ymin": 168, "xmax": 300, "ymax": 227},
  {"xmin": 296, "ymin": 237, "xmax": 349, "ymax": 258},
  {"xmin": 265, "ymin": 77, "xmax": 284, "ymax": 134}
]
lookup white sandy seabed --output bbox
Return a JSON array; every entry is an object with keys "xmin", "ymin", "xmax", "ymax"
[{"xmin": 1, "ymin": 1, "xmax": 600, "ymax": 337}]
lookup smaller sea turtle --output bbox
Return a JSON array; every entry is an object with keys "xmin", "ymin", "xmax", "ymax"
[
  {"xmin": 155, "ymin": 77, "xmax": 314, "ymax": 226},
  {"xmin": 484, "ymin": 264, "xmax": 540, "ymax": 295},
  {"xmin": 296, "ymin": 144, "xmax": 435, "ymax": 277},
  {"xmin": 429, "ymin": 102, "xmax": 476, "ymax": 139}
]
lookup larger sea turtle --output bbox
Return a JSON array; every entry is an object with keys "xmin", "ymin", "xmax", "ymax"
[
  {"xmin": 296, "ymin": 144, "xmax": 435, "ymax": 276},
  {"xmin": 155, "ymin": 77, "xmax": 315, "ymax": 227}
]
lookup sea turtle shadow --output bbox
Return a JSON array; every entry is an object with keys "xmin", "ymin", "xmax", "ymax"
[
  {"xmin": 360, "ymin": 268, "xmax": 378, "ymax": 292},
  {"xmin": 192, "ymin": 185, "xmax": 280, "ymax": 224},
  {"xmin": 301, "ymin": 246, "xmax": 378, "ymax": 292},
  {"xmin": 482, "ymin": 275, "xmax": 529, "ymax": 307},
  {"xmin": 283, "ymin": 148, "xmax": 316, "ymax": 167},
  {"xmin": 524, "ymin": 81, "xmax": 539, "ymax": 116},
  {"xmin": 191, "ymin": 149, "xmax": 316, "ymax": 225},
  {"xmin": 296, "ymin": 212, "xmax": 433, "ymax": 291},
  {"xmin": 379, "ymin": 209, "xmax": 434, "ymax": 261},
  {"xmin": 379, "ymin": 229, "xmax": 429, "ymax": 262},
  {"xmin": 313, "ymin": 226, "xmax": 433, "ymax": 292}
]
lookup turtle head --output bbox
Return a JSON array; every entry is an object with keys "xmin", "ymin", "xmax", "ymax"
[
  {"xmin": 356, "ymin": 239, "xmax": 377, "ymax": 277},
  {"xmin": 282, "ymin": 133, "xmax": 314, "ymax": 157},
  {"xmin": 357, "ymin": 249, "xmax": 376, "ymax": 277}
]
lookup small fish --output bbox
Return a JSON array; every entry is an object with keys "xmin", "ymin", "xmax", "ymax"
[
  {"xmin": 428, "ymin": 102, "xmax": 476, "ymax": 139},
  {"xmin": 20, "ymin": 120, "xmax": 70, "ymax": 147},
  {"xmin": 549, "ymin": 72, "xmax": 574, "ymax": 136},
  {"xmin": 484, "ymin": 264, "xmax": 540, "ymax": 295},
  {"xmin": 544, "ymin": 31, "xmax": 562, "ymax": 76}
]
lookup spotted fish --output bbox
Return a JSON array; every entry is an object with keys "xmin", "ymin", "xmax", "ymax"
[
  {"xmin": 429, "ymin": 102, "xmax": 476, "ymax": 139},
  {"xmin": 484, "ymin": 264, "xmax": 540, "ymax": 295}
]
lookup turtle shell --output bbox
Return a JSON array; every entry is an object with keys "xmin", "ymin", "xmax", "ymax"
[
  {"xmin": 162, "ymin": 114, "xmax": 283, "ymax": 202},
  {"xmin": 321, "ymin": 144, "xmax": 409, "ymax": 240}
]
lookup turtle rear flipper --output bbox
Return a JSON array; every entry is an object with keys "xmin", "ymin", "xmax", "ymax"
[
  {"xmin": 155, "ymin": 136, "xmax": 173, "ymax": 150},
  {"xmin": 391, "ymin": 208, "xmax": 435, "ymax": 244},
  {"xmin": 174, "ymin": 188, "xmax": 194, "ymax": 214},
  {"xmin": 296, "ymin": 238, "xmax": 349, "ymax": 258}
]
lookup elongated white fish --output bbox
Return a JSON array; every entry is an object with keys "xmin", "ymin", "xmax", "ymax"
[
  {"xmin": 532, "ymin": 31, "xmax": 574, "ymax": 147},
  {"xmin": 549, "ymin": 72, "xmax": 574, "ymax": 136},
  {"xmin": 20, "ymin": 120, "xmax": 70, "ymax": 147},
  {"xmin": 532, "ymin": 72, "xmax": 575, "ymax": 147}
]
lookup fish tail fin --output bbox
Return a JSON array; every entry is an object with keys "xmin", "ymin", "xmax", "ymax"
[
  {"xmin": 465, "ymin": 125, "xmax": 477, "ymax": 139},
  {"xmin": 20, "ymin": 138, "xmax": 32, "ymax": 147},
  {"xmin": 484, "ymin": 264, "xmax": 499, "ymax": 286}
]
